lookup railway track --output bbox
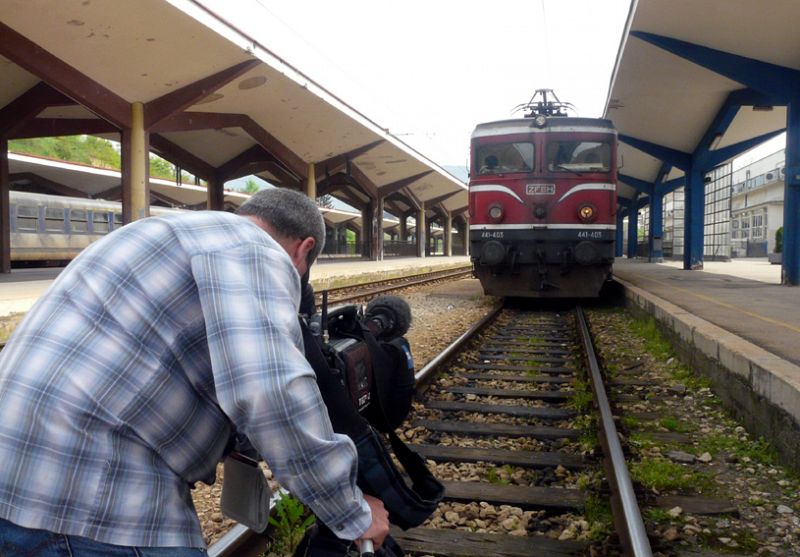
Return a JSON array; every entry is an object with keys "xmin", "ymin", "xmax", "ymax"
[
  {"xmin": 390, "ymin": 306, "xmax": 651, "ymax": 557},
  {"xmin": 316, "ymin": 266, "xmax": 473, "ymax": 305},
  {"xmin": 210, "ymin": 303, "xmax": 655, "ymax": 557}
]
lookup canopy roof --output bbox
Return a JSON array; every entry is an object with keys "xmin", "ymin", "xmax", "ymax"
[
  {"xmin": 604, "ymin": 0, "xmax": 795, "ymax": 203},
  {"xmin": 0, "ymin": 0, "xmax": 466, "ymax": 217}
]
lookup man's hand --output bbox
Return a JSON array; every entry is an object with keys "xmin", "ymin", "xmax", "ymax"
[{"xmin": 357, "ymin": 495, "xmax": 389, "ymax": 549}]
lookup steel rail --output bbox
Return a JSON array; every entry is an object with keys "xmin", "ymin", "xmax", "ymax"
[
  {"xmin": 322, "ymin": 268, "xmax": 473, "ymax": 306},
  {"xmin": 575, "ymin": 306, "xmax": 652, "ymax": 557},
  {"xmin": 414, "ymin": 301, "xmax": 504, "ymax": 387},
  {"xmin": 318, "ymin": 265, "xmax": 472, "ymax": 297}
]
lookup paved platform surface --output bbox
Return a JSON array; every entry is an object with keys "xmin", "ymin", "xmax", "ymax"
[
  {"xmin": 614, "ymin": 258, "xmax": 799, "ymax": 367},
  {"xmin": 0, "ymin": 257, "xmax": 472, "ymax": 318}
]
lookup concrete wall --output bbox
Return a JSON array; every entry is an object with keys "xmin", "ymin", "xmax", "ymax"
[{"xmin": 619, "ymin": 279, "xmax": 800, "ymax": 471}]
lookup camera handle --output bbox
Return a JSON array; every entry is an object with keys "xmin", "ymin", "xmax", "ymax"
[
  {"xmin": 321, "ymin": 289, "xmax": 329, "ymax": 345},
  {"xmin": 360, "ymin": 539, "xmax": 374, "ymax": 556}
]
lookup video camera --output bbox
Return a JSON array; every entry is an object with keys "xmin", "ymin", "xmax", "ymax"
[{"xmin": 305, "ymin": 291, "xmax": 415, "ymax": 431}]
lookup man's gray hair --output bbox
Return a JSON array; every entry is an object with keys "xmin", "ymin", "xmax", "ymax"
[{"xmin": 236, "ymin": 187, "xmax": 325, "ymax": 264}]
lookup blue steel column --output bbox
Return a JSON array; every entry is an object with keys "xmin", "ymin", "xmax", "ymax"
[
  {"xmin": 784, "ymin": 100, "xmax": 800, "ymax": 285},
  {"xmin": 627, "ymin": 210, "xmax": 638, "ymax": 259},
  {"xmin": 683, "ymin": 167, "xmax": 705, "ymax": 270},
  {"xmin": 615, "ymin": 211, "xmax": 624, "ymax": 257},
  {"xmin": 648, "ymin": 192, "xmax": 664, "ymax": 262}
]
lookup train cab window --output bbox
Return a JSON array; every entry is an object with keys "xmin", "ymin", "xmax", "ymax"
[
  {"xmin": 45, "ymin": 208, "xmax": 66, "ymax": 232},
  {"xmin": 16, "ymin": 205, "xmax": 39, "ymax": 232},
  {"xmin": 70, "ymin": 209, "xmax": 88, "ymax": 233},
  {"xmin": 546, "ymin": 141, "xmax": 611, "ymax": 172},
  {"xmin": 476, "ymin": 142, "xmax": 534, "ymax": 175}
]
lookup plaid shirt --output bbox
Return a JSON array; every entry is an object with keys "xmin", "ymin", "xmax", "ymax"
[{"xmin": 0, "ymin": 211, "xmax": 370, "ymax": 548}]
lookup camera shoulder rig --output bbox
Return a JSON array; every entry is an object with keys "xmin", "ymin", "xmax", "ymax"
[{"xmin": 301, "ymin": 292, "xmax": 443, "ymax": 531}]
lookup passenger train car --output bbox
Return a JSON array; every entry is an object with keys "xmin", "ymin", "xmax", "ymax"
[
  {"xmin": 9, "ymin": 191, "xmax": 182, "ymax": 264},
  {"xmin": 469, "ymin": 90, "xmax": 618, "ymax": 298}
]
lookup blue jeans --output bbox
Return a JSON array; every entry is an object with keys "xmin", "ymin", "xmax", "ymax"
[{"xmin": 0, "ymin": 518, "xmax": 207, "ymax": 556}]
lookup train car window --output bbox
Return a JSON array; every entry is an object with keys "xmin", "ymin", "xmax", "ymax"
[
  {"xmin": 70, "ymin": 209, "xmax": 88, "ymax": 233},
  {"xmin": 16, "ymin": 205, "xmax": 39, "ymax": 232},
  {"xmin": 45, "ymin": 208, "xmax": 66, "ymax": 232},
  {"xmin": 93, "ymin": 212, "xmax": 110, "ymax": 234},
  {"xmin": 476, "ymin": 142, "xmax": 534, "ymax": 175},
  {"xmin": 546, "ymin": 141, "xmax": 611, "ymax": 172}
]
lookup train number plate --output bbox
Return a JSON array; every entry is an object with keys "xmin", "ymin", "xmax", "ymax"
[{"xmin": 526, "ymin": 183, "xmax": 555, "ymax": 195}]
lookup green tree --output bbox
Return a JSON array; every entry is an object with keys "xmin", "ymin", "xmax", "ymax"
[
  {"xmin": 243, "ymin": 178, "xmax": 261, "ymax": 194},
  {"xmin": 316, "ymin": 194, "xmax": 334, "ymax": 208},
  {"xmin": 149, "ymin": 154, "xmax": 178, "ymax": 180}
]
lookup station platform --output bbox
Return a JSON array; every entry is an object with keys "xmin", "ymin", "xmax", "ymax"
[
  {"xmin": 613, "ymin": 257, "xmax": 800, "ymax": 467},
  {"xmin": 0, "ymin": 256, "xmax": 472, "ymax": 319}
]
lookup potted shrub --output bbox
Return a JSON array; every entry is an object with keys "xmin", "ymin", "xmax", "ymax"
[{"xmin": 769, "ymin": 226, "xmax": 783, "ymax": 264}]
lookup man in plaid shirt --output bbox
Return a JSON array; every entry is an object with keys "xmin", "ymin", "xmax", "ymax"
[{"xmin": 0, "ymin": 188, "xmax": 388, "ymax": 556}]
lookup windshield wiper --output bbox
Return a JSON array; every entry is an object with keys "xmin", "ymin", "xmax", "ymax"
[{"xmin": 555, "ymin": 164, "xmax": 586, "ymax": 176}]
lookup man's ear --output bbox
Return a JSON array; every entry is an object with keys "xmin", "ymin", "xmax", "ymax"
[{"xmin": 289, "ymin": 236, "xmax": 316, "ymax": 271}]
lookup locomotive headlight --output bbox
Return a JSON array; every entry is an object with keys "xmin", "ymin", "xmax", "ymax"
[
  {"xmin": 534, "ymin": 115, "xmax": 547, "ymax": 128},
  {"xmin": 488, "ymin": 204, "xmax": 504, "ymax": 222},
  {"xmin": 578, "ymin": 204, "xmax": 596, "ymax": 222}
]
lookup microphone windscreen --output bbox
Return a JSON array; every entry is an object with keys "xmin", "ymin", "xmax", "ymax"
[{"xmin": 365, "ymin": 295, "xmax": 412, "ymax": 339}]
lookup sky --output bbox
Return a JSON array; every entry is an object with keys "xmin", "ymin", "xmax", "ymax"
[{"xmin": 201, "ymin": 0, "xmax": 633, "ymax": 173}]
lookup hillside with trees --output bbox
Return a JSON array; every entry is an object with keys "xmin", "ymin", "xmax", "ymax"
[{"xmin": 9, "ymin": 135, "xmax": 191, "ymax": 182}]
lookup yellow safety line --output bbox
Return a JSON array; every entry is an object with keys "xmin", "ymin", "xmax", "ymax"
[{"xmin": 630, "ymin": 275, "xmax": 800, "ymax": 335}]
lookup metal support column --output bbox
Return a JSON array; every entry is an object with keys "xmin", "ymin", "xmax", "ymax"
[
  {"xmin": 783, "ymin": 100, "xmax": 800, "ymax": 285},
  {"xmin": 683, "ymin": 166, "xmax": 705, "ymax": 270},
  {"xmin": 627, "ymin": 211, "xmax": 638, "ymax": 259},
  {"xmin": 0, "ymin": 138, "xmax": 9, "ymax": 273},
  {"xmin": 615, "ymin": 211, "xmax": 625, "ymax": 258},
  {"xmin": 648, "ymin": 192, "xmax": 664, "ymax": 262},
  {"xmin": 121, "ymin": 101, "xmax": 149, "ymax": 223}
]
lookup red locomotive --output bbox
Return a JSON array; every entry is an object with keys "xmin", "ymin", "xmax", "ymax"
[{"xmin": 469, "ymin": 90, "xmax": 618, "ymax": 298}]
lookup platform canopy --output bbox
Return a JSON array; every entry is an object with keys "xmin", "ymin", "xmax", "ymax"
[
  {"xmin": 604, "ymin": 0, "xmax": 794, "ymax": 204},
  {"xmin": 603, "ymin": 0, "xmax": 800, "ymax": 282},
  {"xmin": 0, "ymin": 0, "xmax": 467, "ymax": 216}
]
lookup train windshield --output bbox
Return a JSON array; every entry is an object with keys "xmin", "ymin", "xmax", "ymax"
[
  {"xmin": 475, "ymin": 142, "xmax": 534, "ymax": 175},
  {"xmin": 546, "ymin": 141, "xmax": 611, "ymax": 172}
]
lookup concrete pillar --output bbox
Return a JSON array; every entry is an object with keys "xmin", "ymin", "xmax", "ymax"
[
  {"xmin": 305, "ymin": 162, "xmax": 316, "ymax": 200},
  {"xmin": 361, "ymin": 202, "xmax": 372, "ymax": 259},
  {"xmin": 683, "ymin": 166, "xmax": 705, "ymax": 270},
  {"xmin": 444, "ymin": 212, "xmax": 453, "ymax": 257},
  {"xmin": 648, "ymin": 192, "xmax": 664, "ymax": 262},
  {"xmin": 425, "ymin": 219, "xmax": 433, "ymax": 256},
  {"xmin": 399, "ymin": 214, "xmax": 408, "ymax": 244},
  {"xmin": 207, "ymin": 175, "xmax": 224, "ymax": 210},
  {"xmin": 371, "ymin": 197, "xmax": 384, "ymax": 261},
  {"xmin": 783, "ymin": 99, "xmax": 800, "ymax": 285},
  {"xmin": 0, "ymin": 138, "xmax": 9, "ymax": 273},
  {"xmin": 121, "ymin": 102, "xmax": 149, "ymax": 223},
  {"xmin": 416, "ymin": 204, "xmax": 426, "ymax": 258}
]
